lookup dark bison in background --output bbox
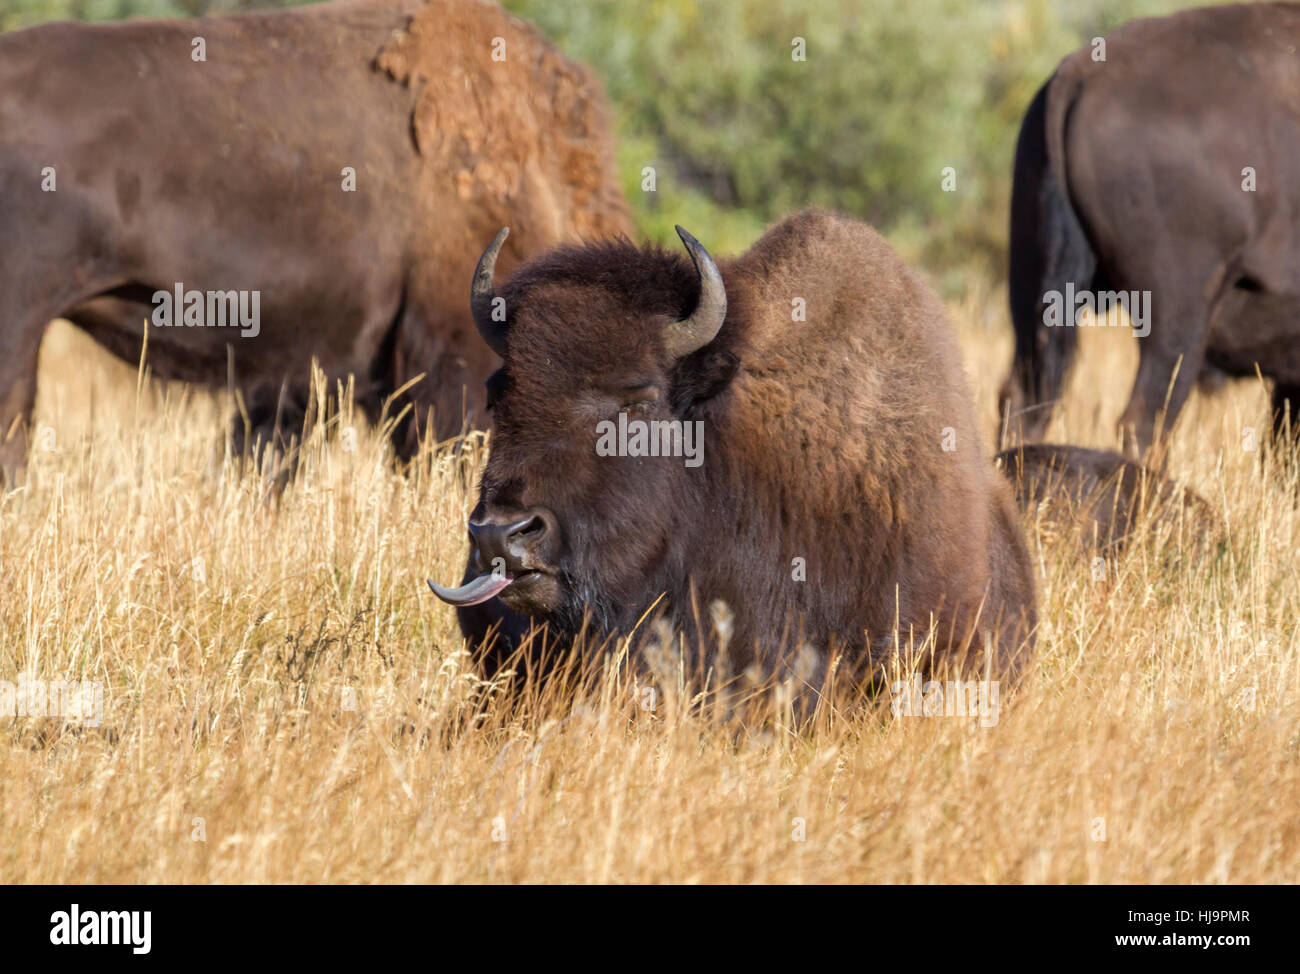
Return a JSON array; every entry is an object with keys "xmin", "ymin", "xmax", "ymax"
[
  {"xmin": 431, "ymin": 210, "xmax": 1038, "ymax": 688},
  {"xmin": 996, "ymin": 443, "xmax": 1217, "ymax": 554},
  {"xmin": 1000, "ymin": 2, "xmax": 1300, "ymax": 459},
  {"xmin": 0, "ymin": 0, "xmax": 630, "ymax": 485}
]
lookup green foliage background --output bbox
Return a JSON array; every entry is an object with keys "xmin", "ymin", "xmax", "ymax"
[{"xmin": 3, "ymin": 0, "xmax": 1201, "ymax": 289}]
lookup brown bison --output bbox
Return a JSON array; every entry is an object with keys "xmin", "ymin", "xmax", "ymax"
[
  {"xmin": 431, "ymin": 211, "xmax": 1038, "ymax": 687},
  {"xmin": 0, "ymin": 0, "xmax": 629, "ymax": 485},
  {"xmin": 999, "ymin": 3, "xmax": 1300, "ymax": 458},
  {"xmin": 996, "ymin": 443, "xmax": 1217, "ymax": 554}
]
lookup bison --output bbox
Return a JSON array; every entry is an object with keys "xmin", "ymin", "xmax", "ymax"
[
  {"xmin": 996, "ymin": 443, "xmax": 1217, "ymax": 554},
  {"xmin": 999, "ymin": 3, "xmax": 1300, "ymax": 459},
  {"xmin": 0, "ymin": 0, "xmax": 630, "ymax": 485},
  {"xmin": 431, "ymin": 211, "xmax": 1038, "ymax": 689}
]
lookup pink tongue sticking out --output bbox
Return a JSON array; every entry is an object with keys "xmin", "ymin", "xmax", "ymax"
[{"xmin": 427, "ymin": 573, "xmax": 512, "ymax": 607}]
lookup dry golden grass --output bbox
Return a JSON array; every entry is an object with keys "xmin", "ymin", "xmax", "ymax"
[{"xmin": 2, "ymin": 298, "xmax": 1297, "ymax": 884}]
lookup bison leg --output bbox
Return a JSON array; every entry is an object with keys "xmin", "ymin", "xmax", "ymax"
[
  {"xmin": 1116, "ymin": 291, "xmax": 1213, "ymax": 464},
  {"xmin": 0, "ymin": 282, "xmax": 111, "ymax": 486},
  {"xmin": 0, "ymin": 312, "xmax": 44, "ymax": 488},
  {"xmin": 1272, "ymin": 382, "xmax": 1300, "ymax": 447},
  {"xmin": 1, "ymin": 175, "xmax": 130, "ymax": 486},
  {"xmin": 229, "ymin": 379, "xmax": 306, "ymax": 489}
]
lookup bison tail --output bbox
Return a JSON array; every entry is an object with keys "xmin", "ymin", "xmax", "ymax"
[{"xmin": 1006, "ymin": 75, "xmax": 1095, "ymax": 438}]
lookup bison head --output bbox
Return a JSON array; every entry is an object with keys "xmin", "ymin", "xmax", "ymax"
[{"xmin": 429, "ymin": 226, "xmax": 738, "ymax": 632}]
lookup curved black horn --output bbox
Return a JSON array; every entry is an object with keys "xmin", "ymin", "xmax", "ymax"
[
  {"xmin": 471, "ymin": 227, "xmax": 510, "ymax": 357},
  {"xmin": 665, "ymin": 225, "xmax": 727, "ymax": 359}
]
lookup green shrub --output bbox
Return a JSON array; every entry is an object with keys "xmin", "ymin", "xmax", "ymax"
[
  {"xmin": 0, "ymin": 0, "xmax": 304, "ymax": 31},
  {"xmin": 506, "ymin": 0, "xmax": 1199, "ymax": 285}
]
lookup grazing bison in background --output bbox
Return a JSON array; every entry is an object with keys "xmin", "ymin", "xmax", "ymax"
[
  {"xmin": 431, "ymin": 211, "xmax": 1038, "ymax": 688},
  {"xmin": 999, "ymin": 3, "xmax": 1300, "ymax": 459},
  {"xmin": 0, "ymin": 0, "xmax": 630, "ymax": 485},
  {"xmin": 996, "ymin": 444, "xmax": 1217, "ymax": 554}
]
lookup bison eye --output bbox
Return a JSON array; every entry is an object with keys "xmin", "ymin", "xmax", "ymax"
[{"xmin": 618, "ymin": 385, "xmax": 661, "ymax": 410}]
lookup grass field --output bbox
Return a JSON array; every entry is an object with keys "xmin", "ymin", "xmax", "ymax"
[{"xmin": 1, "ymin": 281, "xmax": 1297, "ymax": 884}]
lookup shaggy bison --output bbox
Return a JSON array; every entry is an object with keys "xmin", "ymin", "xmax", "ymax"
[
  {"xmin": 996, "ymin": 444, "xmax": 1216, "ymax": 554},
  {"xmin": 0, "ymin": 0, "xmax": 629, "ymax": 485},
  {"xmin": 999, "ymin": 3, "xmax": 1300, "ymax": 458},
  {"xmin": 431, "ymin": 211, "xmax": 1038, "ymax": 687}
]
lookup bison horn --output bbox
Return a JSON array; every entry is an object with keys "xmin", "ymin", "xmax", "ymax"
[
  {"xmin": 666, "ymin": 225, "xmax": 727, "ymax": 359},
  {"xmin": 471, "ymin": 227, "xmax": 511, "ymax": 357}
]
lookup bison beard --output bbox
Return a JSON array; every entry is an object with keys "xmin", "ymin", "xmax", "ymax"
[{"xmin": 433, "ymin": 210, "xmax": 1038, "ymax": 690}]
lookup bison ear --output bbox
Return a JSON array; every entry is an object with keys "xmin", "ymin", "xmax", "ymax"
[{"xmin": 671, "ymin": 345, "xmax": 740, "ymax": 416}]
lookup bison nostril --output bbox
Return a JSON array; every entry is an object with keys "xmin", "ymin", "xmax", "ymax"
[{"xmin": 508, "ymin": 515, "xmax": 546, "ymax": 542}]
